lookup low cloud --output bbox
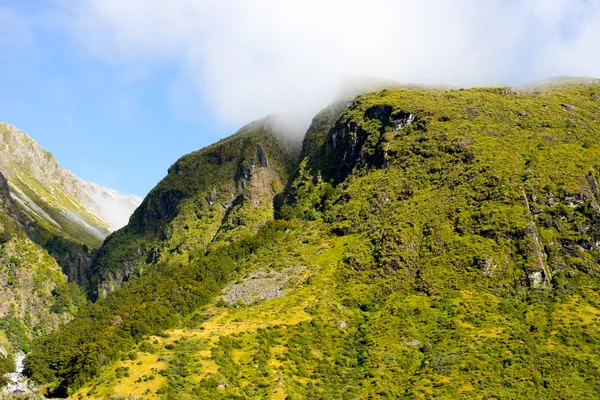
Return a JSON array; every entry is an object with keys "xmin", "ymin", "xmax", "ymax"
[{"xmin": 61, "ymin": 0, "xmax": 600, "ymax": 132}]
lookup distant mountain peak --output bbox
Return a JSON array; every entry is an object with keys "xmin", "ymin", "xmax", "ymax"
[{"xmin": 0, "ymin": 122, "xmax": 141, "ymax": 247}]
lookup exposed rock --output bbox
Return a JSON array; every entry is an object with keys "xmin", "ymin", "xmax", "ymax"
[
  {"xmin": 564, "ymin": 194, "xmax": 587, "ymax": 207},
  {"xmin": 91, "ymin": 118, "xmax": 296, "ymax": 298},
  {"xmin": 0, "ymin": 172, "xmax": 22, "ymax": 228},
  {"xmin": 476, "ymin": 257, "xmax": 497, "ymax": 276},
  {"xmin": 522, "ymin": 191, "xmax": 551, "ymax": 287},
  {"xmin": 527, "ymin": 271, "xmax": 546, "ymax": 287},
  {"xmin": 220, "ymin": 266, "xmax": 305, "ymax": 305},
  {"xmin": 587, "ymin": 173, "xmax": 600, "ymax": 201},
  {"xmin": 325, "ymin": 104, "xmax": 419, "ymax": 182},
  {"xmin": 402, "ymin": 339, "xmax": 421, "ymax": 347},
  {"xmin": 256, "ymin": 145, "xmax": 269, "ymax": 168},
  {"xmin": 392, "ymin": 113, "xmax": 416, "ymax": 131},
  {"xmin": 502, "ymin": 87, "xmax": 519, "ymax": 95}
]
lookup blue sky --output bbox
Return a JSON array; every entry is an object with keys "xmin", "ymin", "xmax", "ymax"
[
  {"xmin": 1, "ymin": 0, "xmax": 599, "ymax": 198},
  {"xmin": 0, "ymin": 0, "xmax": 231, "ymax": 197}
]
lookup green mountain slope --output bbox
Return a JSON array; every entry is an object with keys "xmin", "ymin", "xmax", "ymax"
[
  {"xmin": 25, "ymin": 84, "xmax": 600, "ymax": 399},
  {"xmin": 0, "ymin": 123, "xmax": 142, "ymax": 287},
  {"xmin": 0, "ymin": 171, "xmax": 85, "ymax": 388},
  {"xmin": 89, "ymin": 117, "xmax": 298, "ymax": 298}
]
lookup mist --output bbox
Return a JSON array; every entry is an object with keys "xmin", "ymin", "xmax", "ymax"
[{"xmin": 67, "ymin": 0, "xmax": 600, "ymax": 136}]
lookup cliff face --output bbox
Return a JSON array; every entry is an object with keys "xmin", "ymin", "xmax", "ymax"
[
  {"xmin": 90, "ymin": 117, "xmax": 298, "ymax": 298},
  {"xmin": 0, "ymin": 172, "xmax": 22, "ymax": 236}
]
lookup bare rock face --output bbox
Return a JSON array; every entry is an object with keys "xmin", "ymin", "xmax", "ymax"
[
  {"xmin": 0, "ymin": 172, "xmax": 21, "ymax": 227},
  {"xmin": 325, "ymin": 104, "xmax": 419, "ymax": 182},
  {"xmin": 522, "ymin": 192, "xmax": 551, "ymax": 287},
  {"xmin": 47, "ymin": 245, "xmax": 92, "ymax": 284}
]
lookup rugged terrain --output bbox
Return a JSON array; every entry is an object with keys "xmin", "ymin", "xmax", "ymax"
[
  {"xmin": 0, "ymin": 123, "xmax": 143, "ymax": 394},
  {"xmin": 0, "ymin": 123, "xmax": 141, "ymax": 286},
  {"xmin": 0, "ymin": 171, "xmax": 85, "ymax": 389},
  {"xmin": 88, "ymin": 117, "xmax": 298, "ymax": 298},
  {"xmin": 23, "ymin": 83, "xmax": 600, "ymax": 399}
]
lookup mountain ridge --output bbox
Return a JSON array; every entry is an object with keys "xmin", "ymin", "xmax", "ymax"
[
  {"xmin": 89, "ymin": 117, "xmax": 298, "ymax": 298},
  {"xmin": 24, "ymin": 83, "xmax": 600, "ymax": 399},
  {"xmin": 0, "ymin": 170, "xmax": 85, "ymax": 383},
  {"xmin": 0, "ymin": 122, "xmax": 142, "ymax": 247}
]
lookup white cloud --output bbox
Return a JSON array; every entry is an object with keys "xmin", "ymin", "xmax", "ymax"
[{"xmin": 62, "ymin": 0, "xmax": 600, "ymax": 132}]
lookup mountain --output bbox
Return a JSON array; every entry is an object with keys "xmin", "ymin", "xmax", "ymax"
[
  {"xmin": 0, "ymin": 123, "xmax": 141, "ymax": 246},
  {"xmin": 0, "ymin": 171, "xmax": 85, "ymax": 388},
  {"xmin": 0, "ymin": 123, "xmax": 142, "ymax": 285},
  {"xmin": 520, "ymin": 76, "xmax": 600, "ymax": 92},
  {"xmin": 88, "ymin": 117, "xmax": 298, "ymax": 298},
  {"xmin": 25, "ymin": 83, "xmax": 600, "ymax": 399}
]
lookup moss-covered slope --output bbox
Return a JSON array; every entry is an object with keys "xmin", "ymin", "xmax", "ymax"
[{"xmin": 25, "ymin": 84, "xmax": 600, "ymax": 399}]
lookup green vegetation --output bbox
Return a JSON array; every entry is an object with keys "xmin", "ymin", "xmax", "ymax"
[
  {"xmin": 0, "ymin": 171, "xmax": 86, "ymax": 391},
  {"xmin": 0, "ymin": 123, "xmax": 112, "ymax": 250},
  {"xmin": 0, "ymin": 123, "xmax": 127, "ymax": 291},
  {"xmin": 0, "ymin": 234, "xmax": 85, "ymax": 354},
  {"xmin": 25, "ymin": 84, "xmax": 600, "ymax": 398},
  {"xmin": 25, "ymin": 219, "xmax": 298, "ymax": 396},
  {"xmin": 89, "ymin": 117, "xmax": 298, "ymax": 299},
  {"xmin": 0, "ymin": 351, "xmax": 16, "ymax": 388}
]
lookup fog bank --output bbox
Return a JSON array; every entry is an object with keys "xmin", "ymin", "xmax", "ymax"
[{"xmin": 67, "ymin": 0, "xmax": 600, "ymax": 134}]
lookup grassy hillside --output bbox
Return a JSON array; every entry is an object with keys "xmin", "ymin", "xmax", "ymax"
[{"xmin": 26, "ymin": 84, "xmax": 600, "ymax": 399}]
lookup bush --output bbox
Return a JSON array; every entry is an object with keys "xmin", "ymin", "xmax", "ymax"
[
  {"xmin": 115, "ymin": 366, "xmax": 130, "ymax": 379},
  {"xmin": 138, "ymin": 341, "xmax": 156, "ymax": 354}
]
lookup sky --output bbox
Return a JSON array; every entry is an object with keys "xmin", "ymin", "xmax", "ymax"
[{"xmin": 1, "ymin": 0, "xmax": 600, "ymax": 197}]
